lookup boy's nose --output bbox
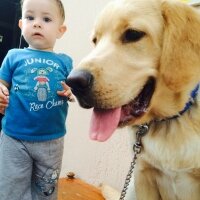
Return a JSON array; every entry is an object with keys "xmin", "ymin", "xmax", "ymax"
[{"xmin": 33, "ymin": 21, "xmax": 42, "ymax": 28}]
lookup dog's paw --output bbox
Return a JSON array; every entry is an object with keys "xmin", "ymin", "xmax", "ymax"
[{"xmin": 99, "ymin": 184, "xmax": 120, "ymax": 200}]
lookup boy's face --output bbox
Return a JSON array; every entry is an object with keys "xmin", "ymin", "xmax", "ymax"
[{"xmin": 19, "ymin": 0, "xmax": 66, "ymax": 51}]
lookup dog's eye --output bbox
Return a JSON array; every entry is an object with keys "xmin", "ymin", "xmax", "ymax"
[
  {"xmin": 122, "ymin": 29, "xmax": 146, "ymax": 43},
  {"xmin": 92, "ymin": 37, "xmax": 97, "ymax": 45}
]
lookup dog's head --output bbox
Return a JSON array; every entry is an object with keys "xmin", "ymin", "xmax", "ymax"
[{"xmin": 67, "ymin": 0, "xmax": 200, "ymax": 141}]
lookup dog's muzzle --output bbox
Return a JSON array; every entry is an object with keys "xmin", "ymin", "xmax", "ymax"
[{"xmin": 66, "ymin": 70, "xmax": 95, "ymax": 108}]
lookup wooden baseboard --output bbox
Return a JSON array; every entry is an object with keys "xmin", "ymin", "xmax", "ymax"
[{"xmin": 58, "ymin": 173, "xmax": 105, "ymax": 200}]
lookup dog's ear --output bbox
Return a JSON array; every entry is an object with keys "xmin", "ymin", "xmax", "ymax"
[{"xmin": 160, "ymin": 1, "xmax": 200, "ymax": 92}]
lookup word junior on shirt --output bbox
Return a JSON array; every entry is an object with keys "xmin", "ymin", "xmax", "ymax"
[{"xmin": 24, "ymin": 58, "xmax": 60, "ymax": 69}]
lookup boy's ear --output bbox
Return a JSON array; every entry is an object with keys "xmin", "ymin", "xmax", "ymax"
[
  {"xmin": 57, "ymin": 25, "xmax": 67, "ymax": 39},
  {"xmin": 18, "ymin": 19, "xmax": 22, "ymax": 29}
]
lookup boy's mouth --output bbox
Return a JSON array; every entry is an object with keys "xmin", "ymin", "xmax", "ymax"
[{"xmin": 32, "ymin": 32, "xmax": 43, "ymax": 37}]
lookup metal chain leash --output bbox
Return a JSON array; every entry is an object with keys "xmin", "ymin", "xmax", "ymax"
[{"xmin": 119, "ymin": 124, "xmax": 149, "ymax": 200}]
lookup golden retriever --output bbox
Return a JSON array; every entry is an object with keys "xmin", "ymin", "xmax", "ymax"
[{"xmin": 67, "ymin": 0, "xmax": 200, "ymax": 199}]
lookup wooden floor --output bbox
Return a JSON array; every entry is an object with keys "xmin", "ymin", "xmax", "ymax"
[{"xmin": 58, "ymin": 174, "xmax": 105, "ymax": 200}]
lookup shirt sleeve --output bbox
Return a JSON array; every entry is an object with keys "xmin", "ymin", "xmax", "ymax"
[
  {"xmin": 0, "ymin": 50, "xmax": 14, "ymax": 84},
  {"xmin": 58, "ymin": 53, "xmax": 73, "ymax": 75}
]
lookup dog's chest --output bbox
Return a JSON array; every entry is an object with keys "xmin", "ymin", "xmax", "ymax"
[
  {"xmin": 140, "ymin": 122, "xmax": 200, "ymax": 170},
  {"xmin": 137, "ymin": 127, "xmax": 200, "ymax": 199},
  {"xmin": 156, "ymin": 168, "xmax": 200, "ymax": 200}
]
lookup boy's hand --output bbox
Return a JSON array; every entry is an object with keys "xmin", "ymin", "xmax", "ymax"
[
  {"xmin": 57, "ymin": 81, "xmax": 75, "ymax": 102},
  {"xmin": 0, "ymin": 83, "xmax": 9, "ymax": 114}
]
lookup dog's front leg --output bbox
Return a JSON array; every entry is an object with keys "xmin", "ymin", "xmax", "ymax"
[{"xmin": 134, "ymin": 164, "xmax": 161, "ymax": 200}]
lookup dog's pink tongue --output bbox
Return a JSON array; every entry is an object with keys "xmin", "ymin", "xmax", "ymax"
[{"xmin": 89, "ymin": 107, "xmax": 121, "ymax": 142}]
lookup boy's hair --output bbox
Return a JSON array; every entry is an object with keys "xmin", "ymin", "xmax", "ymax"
[{"xmin": 20, "ymin": 0, "xmax": 65, "ymax": 22}]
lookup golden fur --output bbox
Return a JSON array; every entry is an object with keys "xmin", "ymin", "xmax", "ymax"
[{"xmin": 69, "ymin": 0, "xmax": 200, "ymax": 199}]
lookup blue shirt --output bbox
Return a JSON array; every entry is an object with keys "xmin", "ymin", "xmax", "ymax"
[{"xmin": 0, "ymin": 48, "xmax": 73, "ymax": 141}]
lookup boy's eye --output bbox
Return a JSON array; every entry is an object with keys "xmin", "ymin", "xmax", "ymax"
[
  {"xmin": 26, "ymin": 16, "xmax": 34, "ymax": 20},
  {"xmin": 43, "ymin": 17, "xmax": 52, "ymax": 22}
]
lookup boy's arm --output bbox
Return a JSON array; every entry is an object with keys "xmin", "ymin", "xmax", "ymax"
[{"xmin": 0, "ymin": 80, "xmax": 10, "ymax": 114}]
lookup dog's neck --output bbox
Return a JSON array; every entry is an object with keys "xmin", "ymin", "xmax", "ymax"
[
  {"xmin": 151, "ymin": 83, "xmax": 200, "ymax": 124},
  {"xmin": 136, "ymin": 83, "xmax": 200, "ymax": 143},
  {"xmin": 167, "ymin": 83, "xmax": 199, "ymax": 120}
]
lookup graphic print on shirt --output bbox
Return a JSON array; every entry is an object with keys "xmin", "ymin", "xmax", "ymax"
[
  {"xmin": 31, "ymin": 67, "xmax": 53, "ymax": 101},
  {"xmin": 13, "ymin": 57, "xmax": 67, "ymax": 112}
]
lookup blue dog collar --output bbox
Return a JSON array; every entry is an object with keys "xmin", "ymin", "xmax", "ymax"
[
  {"xmin": 179, "ymin": 83, "xmax": 199, "ymax": 115},
  {"xmin": 158, "ymin": 83, "xmax": 199, "ymax": 122}
]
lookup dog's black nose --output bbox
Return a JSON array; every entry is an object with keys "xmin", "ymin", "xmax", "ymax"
[
  {"xmin": 66, "ymin": 70, "xmax": 93, "ymax": 91},
  {"xmin": 66, "ymin": 70, "xmax": 94, "ymax": 108}
]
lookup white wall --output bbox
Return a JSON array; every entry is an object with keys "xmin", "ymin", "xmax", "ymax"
[{"xmin": 55, "ymin": 0, "xmax": 133, "ymax": 191}]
